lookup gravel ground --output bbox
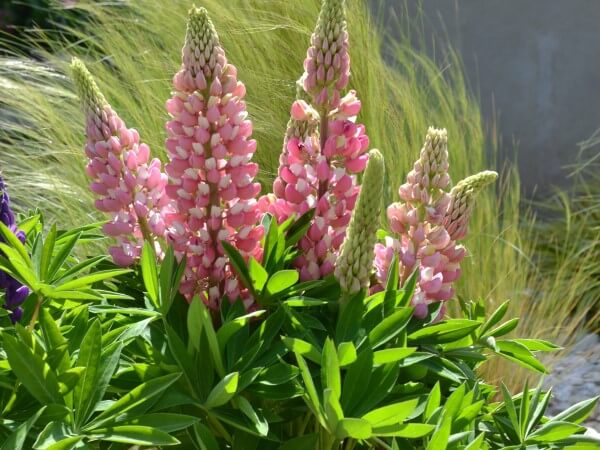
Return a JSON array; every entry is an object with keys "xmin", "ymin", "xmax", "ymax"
[{"xmin": 543, "ymin": 333, "xmax": 600, "ymax": 430}]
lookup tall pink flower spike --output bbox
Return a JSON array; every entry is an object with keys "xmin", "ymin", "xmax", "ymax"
[
  {"xmin": 165, "ymin": 7, "xmax": 263, "ymax": 309},
  {"xmin": 71, "ymin": 58, "xmax": 169, "ymax": 267},
  {"xmin": 374, "ymin": 128, "xmax": 497, "ymax": 319},
  {"xmin": 263, "ymin": 0, "xmax": 369, "ymax": 281}
]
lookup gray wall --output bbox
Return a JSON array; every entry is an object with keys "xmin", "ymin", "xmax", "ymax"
[{"xmin": 375, "ymin": 0, "xmax": 600, "ymax": 194}]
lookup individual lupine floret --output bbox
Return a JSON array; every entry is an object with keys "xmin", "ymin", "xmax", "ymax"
[
  {"xmin": 71, "ymin": 58, "xmax": 169, "ymax": 267},
  {"xmin": 260, "ymin": 100, "xmax": 321, "ymax": 223},
  {"xmin": 165, "ymin": 7, "xmax": 263, "ymax": 308},
  {"xmin": 302, "ymin": 0, "xmax": 350, "ymax": 108},
  {"xmin": 443, "ymin": 171, "xmax": 499, "ymax": 240},
  {"xmin": 0, "ymin": 176, "xmax": 30, "ymax": 322},
  {"xmin": 335, "ymin": 149, "xmax": 383, "ymax": 294}
]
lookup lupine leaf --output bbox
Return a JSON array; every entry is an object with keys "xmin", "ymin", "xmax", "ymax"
[
  {"xmin": 3, "ymin": 332, "xmax": 62, "ymax": 405},
  {"xmin": 369, "ymin": 307, "xmax": 413, "ymax": 348},
  {"xmin": 335, "ymin": 418, "xmax": 372, "ymax": 440},
  {"xmin": 40, "ymin": 223, "xmax": 57, "ymax": 280},
  {"xmin": 205, "ymin": 372, "xmax": 239, "ymax": 409},
  {"xmin": 266, "ymin": 270, "xmax": 299, "ymax": 296},
  {"xmin": 140, "ymin": 241, "xmax": 159, "ymax": 309},
  {"xmin": 84, "ymin": 373, "xmax": 181, "ymax": 430},
  {"xmin": 88, "ymin": 426, "xmax": 179, "ymax": 445},
  {"xmin": 0, "ymin": 406, "xmax": 46, "ymax": 450},
  {"xmin": 552, "ymin": 396, "xmax": 599, "ymax": 424},
  {"xmin": 47, "ymin": 232, "xmax": 82, "ymax": 281}
]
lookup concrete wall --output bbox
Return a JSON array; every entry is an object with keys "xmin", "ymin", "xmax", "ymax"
[{"xmin": 374, "ymin": 0, "xmax": 600, "ymax": 193}]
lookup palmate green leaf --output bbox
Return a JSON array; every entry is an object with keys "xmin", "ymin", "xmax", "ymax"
[
  {"xmin": 193, "ymin": 423, "xmax": 219, "ymax": 450},
  {"xmin": 336, "ymin": 418, "xmax": 372, "ymax": 440},
  {"xmin": 408, "ymin": 319, "xmax": 481, "ymax": 344},
  {"xmin": 33, "ymin": 421, "xmax": 74, "ymax": 450},
  {"xmin": 501, "ymin": 383, "xmax": 521, "ymax": 438},
  {"xmin": 464, "ymin": 432, "xmax": 486, "ymax": 450},
  {"xmin": 3, "ymin": 331, "xmax": 63, "ymax": 405},
  {"xmin": 373, "ymin": 423, "xmax": 435, "ymax": 438},
  {"xmin": 0, "ymin": 248, "xmax": 38, "ymax": 289},
  {"xmin": 266, "ymin": 270, "xmax": 299, "ymax": 296},
  {"xmin": 368, "ymin": 307, "xmax": 413, "ymax": 349},
  {"xmin": 495, "ymin": 340, "xmax": 548, "ymax": 374},
  {"xmin": 362, "ymin": 398, "xmax": 419, "ymax": 427},
  {"xmin": 43, "ymin": 287, "xmax": 104, "ymax": 302},
  {"xmin": 18, "ymin": 213, "xmax": 41, "ymax": 236},
  {"xmin": 283, "ymin": 296, "xmax": 328, "ymax": 307},
  {"xmin": 277, "ymin": 434, "xmax": 319, "ymax": 450},
  {"xmin": 39, "ymin": 223, "xmax": 57, "ymax": 280},
  {"xmin": 57, "ymin": 367, "xmax": 85, "ymax": 395},
  {"xmin": 84, "ymin": 373, "xmax": 181, "ymax": 430},
  {"xmin": 321, "ymin": 338, "xmax": 341, "ymax": 399},
  {"xmin": 54, "ymin": 269, "xmax": 131, "ymax": 291},
  {"xmin": 552, "ymin": 396, "xmax": 600, "ymax": 424},
  {"xmin": 486, "ymin": 317, "xmax": 519, "ymax": 338},
  {"xmin": 324, "ymin": 388, "xmax": 344, "ymax": 431},
  {"xmin": 39, "ymin": 308, "xmax": 69, "ymax": 373},
  {"xmin": 295, "ymin": 353, "xmax": 324, "ymax": 425},
  {"xmin": 47, "ymin": 231, "xmax": 82, "ymax": 281},
  {"xmin": 88, "ymin": 425, "xmax": 179, "ymax": 445},
  {"xmin": 0, "ymin": 221, "xmax": 32, "ymax": 268},
  {"xmin": 424, "ymin": 382, "xmax": 441, "ymax": 421},
  {"xmin": 341, "ymin": 349, "xmax": 373, "ymax": 413},
  {"xmin": 221, "ymin": 241, "xmax": 254, "ymax": 296},
  {"xmin": 205, "ymin": 372, "xmax": 239, "ymax": 409},
  {"xmin": 284, "ymin": 208, "xmax": 315, "ymax": 247},
  {"xmin": 337, "ymin": 342, "xmax": 357, "ymax": 367},
  {"xmin": 140, "ymin": 241, "xmax": 159, "ymax": 309},
  {"xmin": 512, "ymin": 338, "xmax": 562, "ymax": 352},
  {"xmin": 73, "ymin": 320, "xmax": 101, "ymax": 428},
  {"xmin": 248, "ymin": 258, "xmax": 268, "ymax": 293},
  {"xmin": 527, "ymin": 421, "xmax": 586, "ymax": 443},
  {"xmin": 187, "ymin": 296, "xmax": 204, "ymax": 353},
  {"xmin": 53, "ymin": 255, "xmax": 107, "ymax": 285},
  {"xmin": 373, "ymin": 347, "xmax": 417, "ymax": 365},
  {"xmin": 159, "ymin": 246, "xmax": 186, "ymax": 315},
  {"xmin": 336, "ymin": 291, "xmax": 364, "ymax": 342},
  {"xmin": 282, "ymin": 337, "xmax": 321, "ymax": 364},
  {"xmin": 119, "ymin": 413, "xmax": 198, "ymax": 433},
  {"xmin": 237, "ymin": 396, "xmax": 269, "ymax": 437},
  {"xmin": 217, "ymin": 310, "xmax": 265, "ymax": 354},
  {"xmin": 0, "ymin": 406, "xmax": 46, "ymax": 450},
  {"xmin": 480, "ymin": 300, "xmax": 510, "ymax": 335},
  {"xmin": 519, "ymin": 380, "xmax": 530, "ymax": 440},
  {"xmin": 197, "ymin": 297, "xmax": 226, "ymax": 377},
  {"xmin": 397, "ymin": 268, "xmax": 418, "ymax": 309},
  {"xmin": 42, "ymin": 437, "xmax": 83, "ymax": 450}
]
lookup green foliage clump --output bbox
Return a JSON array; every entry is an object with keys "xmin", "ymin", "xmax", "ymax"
[{"xmin": 0, "ymin": 210, "xmax": 597, "ymax": 449}]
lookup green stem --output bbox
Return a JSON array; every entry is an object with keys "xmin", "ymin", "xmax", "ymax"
[
  {"xmin": 27, "ymin": 296, "xmax": 42, "ymax": 331},
  {"xmin": 207, "ymin": 413, "xmax": 232, "ymax": 443},
  {"xmin": 317, "ymin": 109, "xmax": 330, "ymax": 198}
]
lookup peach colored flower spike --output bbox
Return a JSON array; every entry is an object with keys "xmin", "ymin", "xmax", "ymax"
[
  {"xmin": 165, "ymin": 7, "xmax": 263, "ymax": 309},
  {"xmin": 71, "ymin": 58, "xmax": 169, "ymax": 267},
  {"xmin": 374, "ymin": 128, "xmax": 497, "ymax": 320}
]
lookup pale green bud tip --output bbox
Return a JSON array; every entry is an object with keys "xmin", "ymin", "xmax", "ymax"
[
  {"xmin": 70, "ymin": 57, "xmax": 107, "ymax": 113},
  {"xmin": 182, "ymin": 6, "xmax": 223, "ymax": 77},
  {"xmin": 453, "ymin": 170, "xmax": 498, "ymax": 197},
  {"xmin": 425, "ymin": 126, "xmax": 447, "ymax": 148},
  {"xmin": 335, "ymin": 149, "xmax": 384, "ymax": 294},
  {"xmin": 315, "ymin": 0, "xmax": 346, "ymax": 36}
]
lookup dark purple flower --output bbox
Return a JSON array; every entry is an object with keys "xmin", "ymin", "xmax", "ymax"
[{"xmin": 0, "ymin": 176, "xmax": 29, "ymax": 323}]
